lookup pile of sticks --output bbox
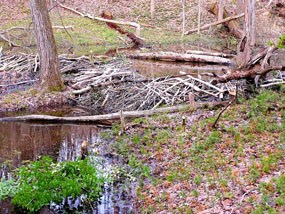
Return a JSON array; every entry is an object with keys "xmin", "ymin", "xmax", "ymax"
[
  {"xmin": 1, "ymin": 53, "xmax": 283, "ymax": 113},
  {"xmin": 0, "ymin": 54, "xmax": 95, "ymax": 74},
  {"xmin": 69, "ymin": 60, "xmax": 233, "ymax": 112}
]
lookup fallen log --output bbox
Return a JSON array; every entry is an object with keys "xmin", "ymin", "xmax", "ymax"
[
  {"xmin": 56, "ymin": 1, "xmax": 145, "ymax": 47},
  {"xmin": 101, "ymin": 11, "xmax": 145, "ymax": 48},
  {"xmin": 127, "ymin": 52, "xmax": 234, "ymax": 65},
  {"xmin": 0, "ymin": 101, "xmax": 227, "ymax": 123},
  {"xmin": 215, "ymin": 65, "xmax": 284, "ymax": 83},
  {"xmin": 184, "ymin": 13, "xmax": 245, "ymax": 35},
  {"xmin": 185, "ymin": 50, "xmax": 235, "ymax": 58},
  {"xmin": 207, "ymin": 3, "xmax": 243, "ymax": 39}
]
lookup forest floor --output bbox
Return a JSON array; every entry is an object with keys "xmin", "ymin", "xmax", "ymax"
[{"xmin": 102, "ymin": 88, "xmax": 285, "ymax": 213}]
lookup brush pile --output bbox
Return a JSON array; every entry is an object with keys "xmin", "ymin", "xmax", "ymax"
[{"xmin": 1, "ymin": 53, "xmax": 283, "ymax": 113}]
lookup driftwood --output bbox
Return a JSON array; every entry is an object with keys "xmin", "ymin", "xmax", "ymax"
[
  {"xmin": 127, "ymin": 52, "xmax": 234, "ymax": 65},
  {"xmin": 0, "ymin": 102, "xmax": 227, "ymax": 123}
]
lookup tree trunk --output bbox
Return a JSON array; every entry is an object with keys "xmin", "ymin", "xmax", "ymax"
[
  {"xmin": 151, "ymin": 0, "xmax": 155, "ymax": 25},
  {"xmin": 198, "ymin": 0, "xmax": 201, "ymax": 35},
  {"xmin": 236, "ymin": 0, "xmax": 245, "ymax": 14},
  {"xmin": 30, "ymin": 0, "xmax": 62, "ymax": 91},
  {"xmin": 181, "ymin": 0, "xmax": 186, "ymax": 36},
  {"xmin": 236, "ymin": 0, "xmax": 256, "ymax": 67},
  {"xmin": 218, "ymin": 0, "xmax": 223, "ymax": 21}
]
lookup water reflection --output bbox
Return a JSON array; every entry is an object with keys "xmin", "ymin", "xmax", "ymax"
[
  {"xmin": 130, "ymin": 59, "xmax": 231, "ymax": 78},
  {"xmin": 0, "ymin": 122, "xmax": 134, "ymax": 214}
]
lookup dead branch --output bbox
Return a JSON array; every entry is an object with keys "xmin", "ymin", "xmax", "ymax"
[
  {"xmin": 212, "ymin": 84, "xmax": 237, "ymax": 128},
  {"xmin": 0, "ymin": 33, "xmax": 20, "ymax": 47}
]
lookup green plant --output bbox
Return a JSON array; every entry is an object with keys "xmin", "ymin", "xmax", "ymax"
[
  {"xmin": 0, "ymin": 178, "xmax": 18, "ymax": 200},
  {"xmin": 11, "ymin": 156, "xmax": 105, "ymax": 212},
  {"xmin": 194, "ymin": 174, "xmax": 202, "ymax": 186},
  {"xmin": 128, "ymin": 155, "xmax": 150, "ymax": 178},
  {"xmin": 277, "ymin": 34, "xmax": 285, "ymax": 49}
]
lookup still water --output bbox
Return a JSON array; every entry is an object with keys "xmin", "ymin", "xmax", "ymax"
[{"xmin": 0, "ymin": 121, "xmax": 135, "ymax": 214}]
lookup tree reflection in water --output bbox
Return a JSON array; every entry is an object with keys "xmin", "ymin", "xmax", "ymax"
[{"xmin": 0, "ymin": 122, "xmax": 135, "ymax": 214}]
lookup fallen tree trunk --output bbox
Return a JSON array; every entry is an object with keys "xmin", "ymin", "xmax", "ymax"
[
  {"xmin": 215, "ymin": 65, "xmax": 284, "ymax": 83},
  {"xmin": 185, "ymin": 50, "xmax": 235, "ymax": 58},
  {"xmin": 207, "ymin": 2, "xmax": 243, "ymax": 39},
  {"xmin": 55, "ymin": 1, "xmax": 144, "ymax": 47},
  {"xmin": 0, "ymin": 101, "xmax": 227, "ymax": 123},
  {"xmin": 101, "ymin": 11, "xmax": 145, "ymax": 48},
  {"xmin": 184, "ymin": 13, "xmax": 245, "ymax": 35},
  {"xmin": 127, "ymin": 52, "xmax": 234, "ymax": 65}
]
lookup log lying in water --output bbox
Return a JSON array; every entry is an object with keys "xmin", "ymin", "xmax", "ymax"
[
  {"xmin": 185, "ymin": 50, "xmax": 235, "ymax": 58},
  {"xmin": 0, "ymin": 102, "xmax": 227, "ymax": 123},
  {"xmin": 127, "ymin": 52, "xmax": 234, "ymax": 65}
]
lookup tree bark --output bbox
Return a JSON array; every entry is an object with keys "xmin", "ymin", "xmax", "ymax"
[
  {"xmin": 236, "ymin": 0, "xmax": 256, "ymax": 68},
  {"xmin": 151, "ymin": 0, "xmax": 155, "ymax": 25},
  {"xmin": 181, "ymin": 0, "xmax": 186, "ymax": 36},
  {"xmin": 236, "ymin": 0, "xmax": 245, "ymax": 14},
  {"xmin": 198, "ymin": 0, "xmax": 202, "ymax": 34},
  {"xmin": 218, "ymin": 0, "xmax": 224, "ymax": 21},
  {"xmin": 30, "ymin": 0, "xmax": 62, "ymax": 90}
]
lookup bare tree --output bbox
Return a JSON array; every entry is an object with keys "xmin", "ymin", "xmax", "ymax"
[
  {"xmin": 151, "ymin": 0, "xmax": 155, "ymax": 25},
  {"xmin": 181, "ymin": 0, "xmax": 186, "ymax": 36},
  {"xmin": 218, "ymin": 0, "xmax": 223, "ymax": 21},
  {"xmin": 30, "ymin": 0, "xmax": 63, "ymax": 91},
  {"xmin": 198, "ymin": 0, "xmax": 202, "ymax": 35}
]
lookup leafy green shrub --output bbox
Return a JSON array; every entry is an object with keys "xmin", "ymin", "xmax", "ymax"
[{"xmin": 3, "ymin": 156, "xmax": 105, "ymax": 212}]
